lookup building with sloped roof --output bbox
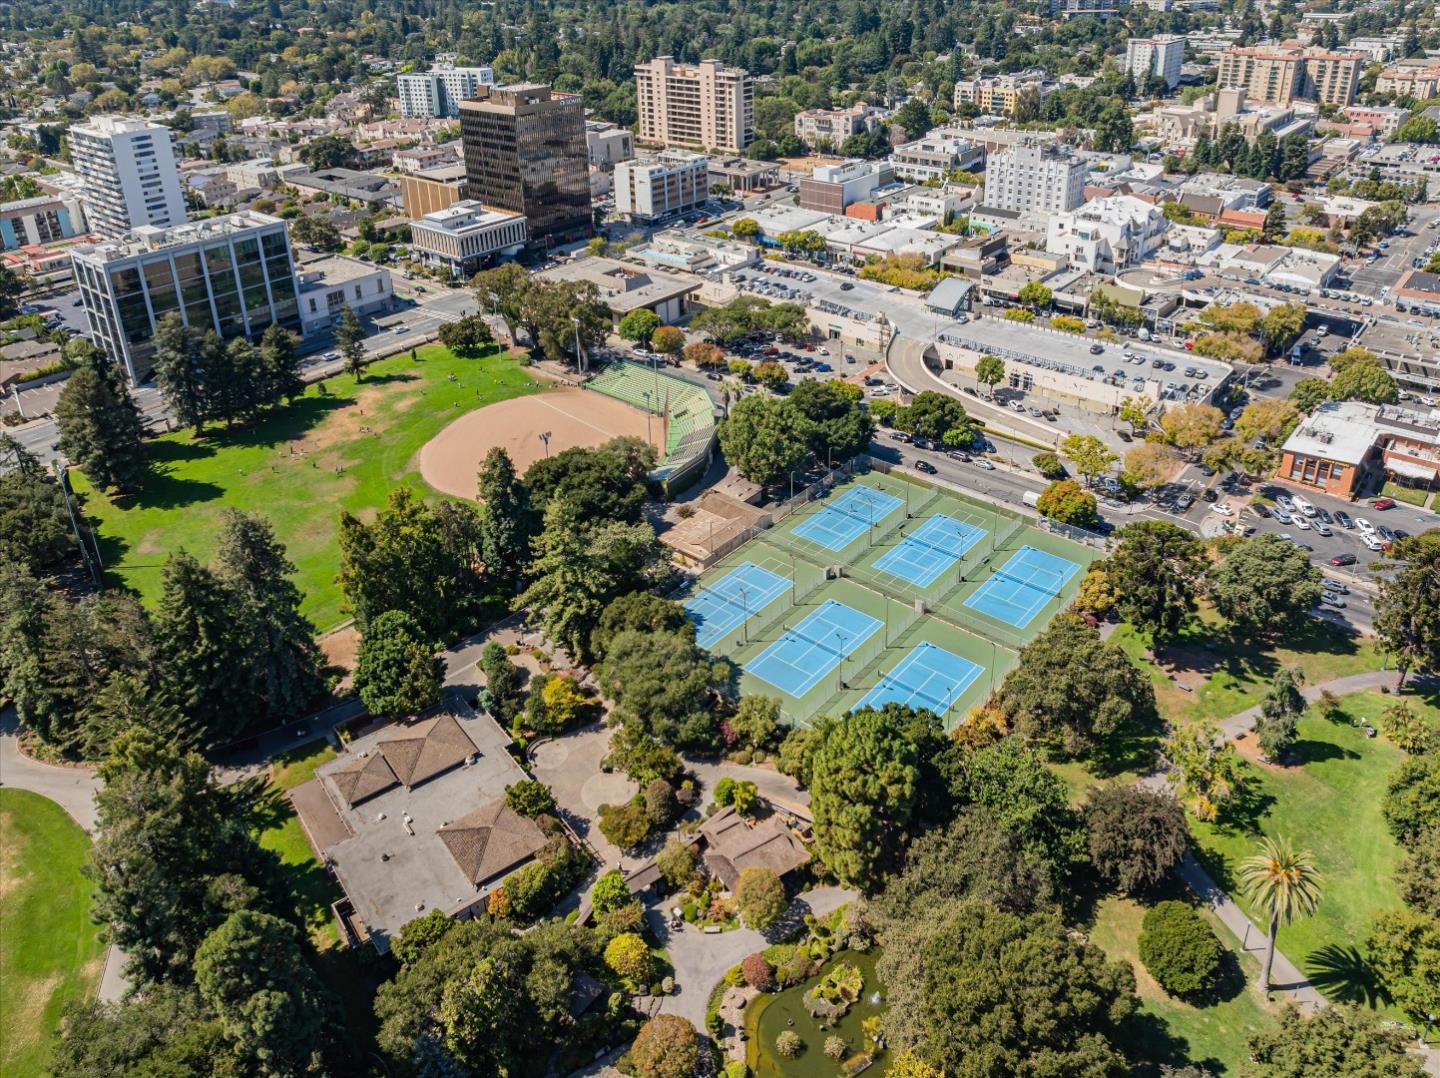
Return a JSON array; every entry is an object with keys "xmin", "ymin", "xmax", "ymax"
[
  {"xmin": 698, "ymin": 806, "xmax": 810, "ymax": 890},
  {"xmin": 438, "ymin": 799, "xmax": 548, "ymax": 887}
]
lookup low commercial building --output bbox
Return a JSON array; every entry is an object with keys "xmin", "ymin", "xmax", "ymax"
[
  {"xmin": 392, "ymin": 144, "xmax": 459, "ymax": 174},
  {"xmin": 281, "ymin": 166, "xmax": 400, "ymax": 208},
  {"xmin": 400, "ymin": 162, "xmax": 468, "ymax": 219},
  {"xmin": 707, "ymin": 156, "xmax": 779, "ymax": 194},
  {"xmin": 408, "ymin": 200, "xmax": 527, "ymax": 278},
  {"xmin": 1046, "ymin": 194, "xmax": 1169, "ymax": 273},
  {"xmin": 1151, "ymin": 88, "xmax": 1315, "ymax": 148},
  {"xmin": 294, "ymin": 252, "xmax": 394, "ymax": 334},
  {"xmin": 888, "ymin": 134, "xmax": 984, "ymax": 183},
  {"xmin": 798, "ymin": 159, "xmax": 895, "ymax": 214},
  {"xmin": 69, "ymin": 211, "xmax": 301, "ymax": 385},
  {"xmin": 1278, "ymin": 400, "xmax": 1440, "ymax": 498},
  {"xmin": 539, "ymin": 257, "xmax": 701, "ymax": 326},
  {"xmin": 614, "ymin": 151, "xmax": 710, "ymax": 222}
]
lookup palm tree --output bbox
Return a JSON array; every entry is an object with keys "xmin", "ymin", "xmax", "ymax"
[
  {"xmin": 720, "ymin": 377, "xmax": 743, "ymax": 418},
  {"xmin": 1237, "ymin": 836, "xmax": 1323, "ymax": 996}
]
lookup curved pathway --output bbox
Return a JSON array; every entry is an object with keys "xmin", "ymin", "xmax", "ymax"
[{"xmin": 0, "ymin": 705, "xmax": 127, "ymax": 1002}]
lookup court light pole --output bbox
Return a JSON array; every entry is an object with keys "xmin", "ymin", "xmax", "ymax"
[
  {"xmin": 836, "ymin": 630, "xmax": 847, "ymax": 692},
  {"xmin": 642, "ymin": 390, "xmax": 653, "ymax": 444},
  {"xmin": 738, "ymin": 584, "xmax": 750, "ymax": 645},
  {"xmin": 538, "ymin": 430, "xmax": 552, "ymax": 457}
]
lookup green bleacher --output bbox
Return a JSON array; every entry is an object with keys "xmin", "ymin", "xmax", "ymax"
[{"xmin": 586, "ymin": 360, "xmax": 716, "ymax": 482}]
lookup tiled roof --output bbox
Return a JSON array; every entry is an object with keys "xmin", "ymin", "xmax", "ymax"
[
  {"xmin": 699, "ymin": 806, "xmax": 809, "ymax": 890},
  {"xmin": 378, "ymin": 712, "xmax": 478, "ymax": 788},
  {"xmin": 437, "ymin": 798, "xmax": 548, "ymax": 886},
  {"xmin": 327, "ymin": 751, "xmax": 399, "ymax": 807}
]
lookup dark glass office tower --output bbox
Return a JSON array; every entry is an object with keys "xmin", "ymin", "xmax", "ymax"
[{"xmin": 459, "ymin": 84, "xmax": 593, "ymax": 248}]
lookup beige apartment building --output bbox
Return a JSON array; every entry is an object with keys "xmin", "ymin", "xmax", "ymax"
[
  {"xmin": 1376, "ymin": 58, "xmax": 1440, "ymax": 100},
  {"xmin": 1217, "ymin": 43, "xmax": 1360, "ymax": 106},
  {"xmin": 953, "ymin": 72, "xmax": 1051, "ymax": 116},
  {"xmin": 634, "ymin": 57, "xmax": 754, "ymax": 154}
]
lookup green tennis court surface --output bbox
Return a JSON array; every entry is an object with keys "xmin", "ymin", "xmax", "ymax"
[{"xmin": 683, "ymin": 466, "xmax": 1096, "ymax": 727}]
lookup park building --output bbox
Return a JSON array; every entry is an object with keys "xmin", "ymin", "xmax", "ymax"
[
  {"xmin": 397, "ymin": 61, "xmax": 495, "ymax": 118},
  {"xmin": 614, "ymin": 151, "xmax": 710, "ymax": 223},
  {"xmin": 408, "ymin": 200, "xmax": 528, "ymax": 278},
  {"xmin": 69, "ymin": 211, "xmax": 299, "ymax": 385},
  {"xmin": 69, "ymin": 116, "xmax": 188, "ymax": 238},
  {"xmin": 634, "ymin": 57, "xmax": 754, "ymax": 154}
]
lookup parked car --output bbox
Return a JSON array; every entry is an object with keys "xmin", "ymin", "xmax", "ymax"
[
  {"xmin": 1248, "ymin": 503, "xmax": 1272, "ymax": 519},
  {"xmin": 1370, "ymin": 496, "xmax": 1396, "ymax": 510},
  {"xmin": 1355, "ymin": 517, "xmax": 1376, "ymax": 535},
  {"xmin": 1335, "ymin": 511, "xmax": 1355, "ymax": 529},
  {"xmin": 1271, "ymin": 507, "xmax": 1294, "ymax": 524},
  {"xmin": 915, "ymin": 460, "xmax": 938, "ymax": 474},
  {"xmin": 1210, "ymin": 501, "xmax": 1234, "ymax": 516},
  {"xmin": 1320, "ymin": 591, "xmax": 1346, "ymax": 608},
  {"xmin": 1329, "ymin": 552, "xmax": 1358, "ymax": 566},
  {"xmin": 1323, "ymin": 578, "xmax": 1350, "ymax": 593}
]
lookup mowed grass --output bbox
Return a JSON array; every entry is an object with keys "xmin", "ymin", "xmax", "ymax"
[
  {"xmin": 0, "ymin": 789, "xmax": 107, "ymax": 1077},
  {"xmin": 73, "ymin": 345, "xmax": 541, "ymax": 631},
  {"xmin": 1089, "ymin": 892, "xmax": 1277, "ymax": 1075},
  {"xmin": 1110, "ymin": 608, "xmax": 1385, "ymax": 727},
  {"xmin": 1187, "ymin": 696, "xmax": 1409, "ymax": 1008}
]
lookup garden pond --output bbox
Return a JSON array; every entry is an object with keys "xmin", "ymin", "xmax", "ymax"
[{"xmin": 745, "ymin": 949, "xmax": 888, "ymax": 1077}]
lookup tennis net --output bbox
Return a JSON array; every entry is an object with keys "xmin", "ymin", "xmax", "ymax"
[
  {"xmin": 782, "ymin": 622, "xmax": 851, "ymax": 662},
  {"xmin": 988, "ymin": 567, "xmax": 1068, "ymax": 598}
]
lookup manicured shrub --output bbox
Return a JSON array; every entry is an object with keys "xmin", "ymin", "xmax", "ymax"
[
  {"xmin": 605, "ymin": 932, "xmax": 655, "ymax": 984},
  {"xmin": 775, "ymin": 1031, "xmax": 803, "ymax": 1058},
  {"xmin": 824, "ymin": 1036, "xmax": 848, "ymax": 1060},
  {"xmin": 1138, "ymin": 900, "xmax": 1224, "ymax": 997},
  {"xmin": 741, "ymin": 953, "xmax": 775, "ymax": 991}
]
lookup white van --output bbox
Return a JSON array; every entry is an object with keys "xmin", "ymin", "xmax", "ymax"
[
  {"xmin": 1022, "ymin": 490, "xmax": 1041, "ymax": 508},
  {"xmin": 1137, "ymin": 328, "xmax": 1152, "ymax": 342},
  {"xmin": 1291, "ymin": 494, "xmax": 1317, "ymax": 517}
]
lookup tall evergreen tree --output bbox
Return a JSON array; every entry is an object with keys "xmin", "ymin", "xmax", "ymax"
[
  {"xmin": 0, "ymin": 564, "xmax": 65, "ymax": 744},
  {"xmin": 259, "ymin": 323, "xmax": 303, "ymax": 405},
  {"xmin": 53, "ymin": 348, "xmax": 147, "ymax": 492},
  {"xmin": 0, "ymin": 433, "xmax": 72, "ymax": 571},
  {"xmin": 152, "ymin": 313, "xmax": 206, "ymax": 431},
  {"xmin": 200, "ymin": 331, "xmax": 246, "ymax": 425},
  {"xmin": 214, "ymin": 510, "xmax": 324, "ymax": 724},
  {"xmin": 336, "ymin": 303, "xmax": 366, "ymax": 380},
  {"xmin": 154, "ymin": 550, "xmax": 246, "ymax": 747},
  {"xmin": 477, "ymin": 447, "xmax": 530, "ymax": 587}
]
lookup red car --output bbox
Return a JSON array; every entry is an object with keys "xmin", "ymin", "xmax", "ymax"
[{"xmin": 1370, "ymin": 497, "xmax": 1396, "ymax": 510}]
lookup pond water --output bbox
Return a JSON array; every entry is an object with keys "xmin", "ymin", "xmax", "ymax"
[{"xmin": 745, "ymin": 949, "xmax": 888, "ymax": 1078}]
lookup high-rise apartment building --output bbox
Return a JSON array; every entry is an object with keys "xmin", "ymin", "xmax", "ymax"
[
  {"xmin": 1217, "ymin": 44, "xmax": 1360, "ymax": 106},
  {"xmin": 397, "ymin": 62, "xmax": 495, "ymax": 118},
  {"xmin": 615, "ymin": 151, "xmax": 710, "ymax": 222},
  {"xmin": 1125, "ymin": 35, "xmax": 1186, "ymax": 90},
  {"xmin": 1052, "ymin": 0, "xmax": 1128, "ymax": 18},
  {"xmin": 634, "ymin": 57, "xmax": 754, "ymax": 154},
  {"xmin": 69, "ymin": 212, "xmax": 299, "ymax": 384},
  {"xmin": 982, "ymin": 141, "xmax": 1086, "ymax": 216},
  {"xmin": 458, "ymin": 84, "xmax": 592, "ymax": 247},
  {"xmin": 69, "ymin": 116, "xmax": 187, "ymax": 238}
]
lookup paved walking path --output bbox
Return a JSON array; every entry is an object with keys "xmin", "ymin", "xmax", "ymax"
[
  {"xmin": 647, "ymin": 885, "xmax": 856, "ymax": 1030},
  {"xmin": 1218, "ymin": 669, "xmax": 1431, "ymax": 738},
  {"xmin": 1, "ymin": 705, "xmax": 127, "ymax": 1002}
]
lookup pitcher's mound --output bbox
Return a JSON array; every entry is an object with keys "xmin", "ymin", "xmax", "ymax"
[{"xmin": 419, "ymin": 387, "xmax": 662, "ymax": 499}]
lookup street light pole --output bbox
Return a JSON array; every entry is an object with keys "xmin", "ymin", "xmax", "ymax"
[{"xmin": 538, "ymin": 430, "xmax": 551, "ymax": 457}]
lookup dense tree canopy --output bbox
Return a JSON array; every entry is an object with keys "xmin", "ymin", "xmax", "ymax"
[
  {"xmin": 1104, "ymin": 521, "xmax": 1206, "ymax": 639},
  {"xmin": 1211, "ymin": 533, "xmax": 1323, "ymax": 638}
]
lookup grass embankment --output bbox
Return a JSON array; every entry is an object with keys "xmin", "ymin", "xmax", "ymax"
[
  {"xmin": 1188, "ymin": 694, "xmax": 1427, "ymax": 1010},
  {"xmin": 74, "ymin": 345, "xmax": 539, "ymax": 631},
  {"xmin": 0, "ymin": 789, "xmax": 107, "ymax": 1077}
]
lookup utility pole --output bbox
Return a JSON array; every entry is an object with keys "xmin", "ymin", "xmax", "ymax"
[{"xmin": 52, "ymin": 461, "xmax": 99, "ymax": 584}]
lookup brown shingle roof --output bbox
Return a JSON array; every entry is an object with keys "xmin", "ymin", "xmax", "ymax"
[
  {"xmin": 377, "ymin": 712, "xmax": 478, "ymax": 788},
  {"xmin": 437, "ymin": 798, "xmax": 548, "ymax": 886},
  {"xmin": 699, "ymin": 806, "xmax": 809, "ymax": 890},
  {"xmin": 327, "ymin": 751, "xmax": 399, "ymax": 807}
]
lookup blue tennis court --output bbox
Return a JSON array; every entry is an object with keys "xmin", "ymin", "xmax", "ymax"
[
  {"xmin": 745, "ymin": 600, "xmax": 882, "ymax": 698},
  {"xmin": 791, "ymin": 485, "xmax": 903, "ymax": 551},
  {"xmin": 684, "ymin": 562, "xmax": 790, "ymax": 649},
  {"xmin": 964, "ymin": 545, "xmax": 1081, "ymax": 628},
  {"xmin": 870, "ymin": 513, "xmax": 987, "ymax": 587},
  {"xmin": 854, "ymin": 642, "xmax": 983, "ymax": 715}
]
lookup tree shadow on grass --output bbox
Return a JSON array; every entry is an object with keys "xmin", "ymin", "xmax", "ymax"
[
  {"xmin": 1204, "ymin": 780, "xmax": 1276, "ymax": 841},
  {"xmin": 193, "ymin": 393, "xmax": 352, "ymax": 455},
  {"xmin": 1119, "ymin": 1010, "xmax": 1224, "ymax": 1078},
  {"xmin": 125, "ymin": 470, "xmax": 227, "ymax": 512},
  {"xmin": 1305, "ymin": 944, "xmax": 1391, "ymax": 1008},
  {"xmin": 1289, "ymin": 738, "xmax": 1359, "ymax": 766}
]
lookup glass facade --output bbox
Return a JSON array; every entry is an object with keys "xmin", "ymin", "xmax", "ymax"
[{"xmin": 77, "ymin": 221, "xmax": 300, "ymax": 383}]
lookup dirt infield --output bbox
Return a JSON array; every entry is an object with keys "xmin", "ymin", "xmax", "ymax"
[{"xmin": 418, "ymin": 387, "xmax": 663, "ymax": 499}]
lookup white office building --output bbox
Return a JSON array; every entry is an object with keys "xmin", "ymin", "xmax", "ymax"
[
  {"xmin": 409, "ymin": 200, "xmax": 527, "ymax": 278},
  {"xmin": 1126, "ymin": 35, "xmax": 1186, "ymax": 91},
  {"xmin": 398, "ymin": 62, "xmax": 495, "ymax": 118},
  {"xmin": 69, "ymin": 212, "xmax": 299, "ymax": 384},
  {"xmin": 983, "ymin": 141, "xmax": 1086, "ymax": 217},
  {"xmin": 615, "ymin": 151, "xmax": 710, "ymax": 222},
  {"xmin": 1046, "ymin": 194, "xmax": 1169, "ymax": 273},
  {"xmin": 69, "ymin": 116, "xmax": 188, "ymax": 238}
]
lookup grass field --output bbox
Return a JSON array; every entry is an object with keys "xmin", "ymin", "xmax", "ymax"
[
  {"xmin": 1187, "ymin": 696, "xmax": 1409, "ymax": 1008},
  {"xmin": 1111, "ymin": 609, "xmax": 1386, "ymax": 727},
  {"xmin": 1089, "ymin": 892, "xmax": 1277, "ymax": 1075},
  {"xmin": 1, "ymin": 789, "xmax": 107, "ymax": 1078},
  {"xmin": 73, "ymin": 344, "xmax": 540, "ymax": 631}
]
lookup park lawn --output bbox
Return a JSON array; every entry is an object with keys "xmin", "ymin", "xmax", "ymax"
[
  {"xmin": 271, "ymin": 739, "xmax": 337, "ymax": 792},
  {"xmin": 1110, "ymin": 607, "xmax": 1385, "ymax": 727},
  {"xmin": 1379, "ymin": 481, "xmax": 1429, "ymax": 507},
  {"xmin": 1187, "ymin": 696, "xmax": 1407, "ymax": 1008},
  {"xmin": 1089, "ymin": 892, "xmax": 1277, "ymax": 1075},
  {"xmin": 73, "ymin": 344, "xmax": 540, "ymax": 631},
  {"xmin": 0, "ymin": 789, "xmax": 107, "ymax": 1078}
]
